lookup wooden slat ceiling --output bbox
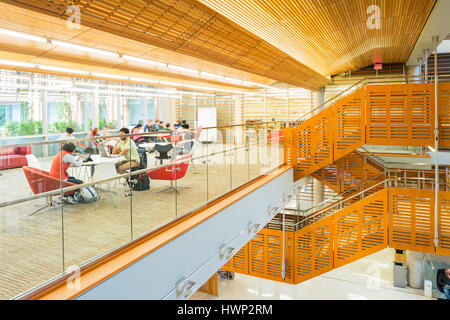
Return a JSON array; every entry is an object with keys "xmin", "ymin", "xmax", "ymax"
[
  {"xmin": 0, "ymin": 1, "xmax": 276, "ymax": 91},
  {"xmin": 198, "ymin": 0, "xmax": 436, "ymax": 76},
  {"xmin": 1, "ymin": 0, "xmax": 330, "ymax": 90}
]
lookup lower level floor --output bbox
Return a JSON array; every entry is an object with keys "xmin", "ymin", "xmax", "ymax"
[{"xmin": 191, "ymin": 249, "xmax": 433, "ymax": 300}]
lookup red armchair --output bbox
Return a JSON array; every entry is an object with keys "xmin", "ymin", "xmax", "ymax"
[
  {"xmin": 267, "ymin": 130, "xmax": 284, "ymax": 143},
  {"xmin": 22, "ymin": 166, "xmax": 77, "ymax": 215},
  {"xmin": 146, "ymin": 154, "xmax": 192, "ymax": 193},
  {"xmin": 0, "ymin": 146, "xmax": 31, "ymax": 170}
]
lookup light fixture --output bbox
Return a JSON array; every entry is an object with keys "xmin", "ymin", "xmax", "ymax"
[
  {"xmin": 122, "ymin": 55, "xmax": 166, "ymax": 67},
  {"xmin": 91, "ymin": 72, "xmax": 128, "ymax": 80},
  {"xmin": 167, "ymin": 64, "xmax": 200, "ymax": 75},
  {"xmin": 38, "ymin": 65, "xmax": 90, "ymax": 75},
  {"xmin": 0, "ymin": 59, "xmax": 36, "ymax": 68},
  {"xmin": 201, "ymin": 71, "xmax": 225, "ymax": 79},
  {"xmin": 51, "ymin": 40, "xmax": 120, "ymax": 58},
  {"xmin": 0, "ymin": 26, "xmax": 275, "ymax": 89},
  {"xmin": 129, "ymin": 77, "xmax": 159, "ymax": 84},
  {"xmin": 0, "ymin": 28, "xmax": 47, "ymax": 43}
]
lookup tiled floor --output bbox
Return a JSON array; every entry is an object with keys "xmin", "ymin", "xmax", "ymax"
[{"xmin": 190, "ymin": 249, "xmax": 433, "ymax": 300}]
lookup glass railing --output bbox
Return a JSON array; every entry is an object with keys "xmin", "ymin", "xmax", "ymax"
[{"xmin": 0, "ymin": 121, "xmax": 287, "ymax": 299}]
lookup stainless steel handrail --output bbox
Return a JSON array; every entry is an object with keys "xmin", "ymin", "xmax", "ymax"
[
  {"xmin": 294, "ymin": 74, "xmax": 450, "ymax": 123},
  {"xmin": 0, "ymin": 136, "xmax": 278, "ymax": 208}
]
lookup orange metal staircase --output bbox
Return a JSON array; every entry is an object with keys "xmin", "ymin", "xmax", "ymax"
[
  {"xmin": 284, "ymin": 82, "xmax": 450, "ymax": 181},
  {"xmin": 221, "ymin": 81, "xmax": 450, "ymax": 285},
  {"xmin": 222, "ymin": 183, "xmax": 450, "ymax": 285}
]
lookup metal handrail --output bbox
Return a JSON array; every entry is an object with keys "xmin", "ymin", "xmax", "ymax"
[
  {"xmin": 0, "ymin": 121, "xmax": 289, "ymax": 149},
  {"xmin": 294, "ymin": 74, "xmax": 450, "ymax": 123},
  {"xmin": 294, "ymin": 179, "xmax": 388, "ymax": 227},
  {"xmin": 293, "ymin": 172, "xmax": 449, "ymax": 229},
  {"xmin": 0, "ymin": 136, "xmax": 274, "ymax": 208}
]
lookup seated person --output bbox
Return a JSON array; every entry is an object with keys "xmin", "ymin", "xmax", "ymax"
[
  {"xmin": 59, "ymin": 127, "xmax": 76, "ymax": 141},
  {"xmin": 438, "ymin": 268, "xmax": 450, "ymax": 299},
  {"xmin": 162, "ymin": 122, "xmax": 171, "ymax": 131},
  {"xmin": 49, "ymin": 142, "xmax": 85, "ymax": 203},
  {"xmin": 131, "ymin": 123, "xmax": 144, "ymax": 141},
  {"xmin": 113, "ymin": 127, "xmax": 141, "ymax": 174},
  {"xmin": 151, "ymin": 119, "xmax": 161, "ymax": 132},
  {"xmin": 91, "ymin": 127, "xmax": 104, "ymax": 145},
  {"xmin": 173, "ymin": 123, "xmax": 193, "ymax": 156},
  {"xmin": 144, "ymin": 119, "xmax": 153, "ymax": 133},
  {"xmin": 59, "ymin": 127, "xmax": 87, "ymax": 153},
  {"xmin": 173, "ymin": 119, "xmax": 182, "ymax": 130}
]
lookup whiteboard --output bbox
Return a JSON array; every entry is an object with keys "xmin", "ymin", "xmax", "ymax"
[{"xmin": 197, "ymin": 107, "xmax": 217, "ymax": 142}]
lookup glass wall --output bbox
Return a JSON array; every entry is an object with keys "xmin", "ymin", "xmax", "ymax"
[
  {"xmin": 0, "ymin": 68, "xmax": 311, "ymax": 300},
  {"xmin": 0, "ymin": 119, "xmax": 287, "ymax": 299}
]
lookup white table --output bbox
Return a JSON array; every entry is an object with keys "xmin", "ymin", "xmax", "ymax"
[{"xmin": 80, "ymin": 155, "xmax": 125, "ymax": 180}]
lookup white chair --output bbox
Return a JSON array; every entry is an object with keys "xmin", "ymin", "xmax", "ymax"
[
  {"xmin": 91, "ymin": 161, "xmax": 118, "ymax": 209},
  {"xmin": 25, "ymin": 154, "xmax": 42, "ymax": 170}
]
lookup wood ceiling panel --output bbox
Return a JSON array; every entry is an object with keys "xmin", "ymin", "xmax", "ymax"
[
  {"xmin": 198, "ymin": 0, "xmax": 436, "ymax": 76},
  {"xmin": 0, "ymin": 2, "xmax": 276, "ymax": 89},
  {"xmin": 2, "ymin": 0, "xmax": 329, "ymax": 89}
]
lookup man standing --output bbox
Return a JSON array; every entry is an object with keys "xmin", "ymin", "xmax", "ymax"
[{"xmin": 112, "ymin": 127, "xmax": 141, "ymax": 174}]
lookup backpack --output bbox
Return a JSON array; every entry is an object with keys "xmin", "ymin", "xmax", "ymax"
[
  {"xmin": 132, "ymin": 173, "xmax": 150, "ymax": 191},
  {"xmin": 74, "ymin": 186, "xmax": 98, "ymax": 203},
  {"xmin": 137, "ymin": 147, "xmax": 148, "ymax": 169}
]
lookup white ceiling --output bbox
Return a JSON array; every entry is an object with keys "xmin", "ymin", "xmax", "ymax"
[{"xmin": 407, "ymin": 0, "xmax": 450, "ymax": 65}]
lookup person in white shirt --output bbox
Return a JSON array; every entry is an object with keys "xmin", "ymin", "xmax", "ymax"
[{"xmin": 59, "ymin": 127, "xmax": 76, "ymax": 140}]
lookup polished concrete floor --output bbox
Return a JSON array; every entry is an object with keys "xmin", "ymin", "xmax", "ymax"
[
  {"xmin": 190, "ymin": 249, "xmax": 432, "ymax": 300},
  {"xmin": 0, "ymin": 143, "xmax": 283, "ymax": 299}
]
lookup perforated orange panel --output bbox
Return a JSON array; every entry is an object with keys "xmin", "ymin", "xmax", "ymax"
[
  {"xmin": 339, "ymin": 152, "xmax": 383, "ymax": 192},
  {"xmin": 294, "ymin": 215, "xmax": 334, "ymax": 283},
  {"xmin": 248, "ymin": 229, "xmax": 294, "ymax": 282},
  {"xmin": 284, "ymin": 231, "xmax": 295, "ymax": 284},
  {"xmin": 366, "ymin": 84, "xmax": 435, "ymax": 146},
  {"xmin": 438, "ymin": 83, "xmax": 450, "ymax": 148},
  {"xmin": 312, "ymin": 152, "xmax": 383, "ymax": 195},
  {"xmin": 221, "ymin": 243, "xmax": 249, "ymax": 274},
  {"xmin": 334, "ymin": 189, "xmax": 388, "ymax": 268},
  {"xmin": 389, "ymin": 188, "xmax": 435, "ymax": 253},
  {"xmin": 284, "ymin": 128, "xmax": 294, "ymax": 165},
  {"xmin": 437, "ymin": 191, "xmax": 450, "ymax": 255},
  {"xmin": 312, "ymin": 163, "xmax": 341, "ymax": 193},
  {"xmin": 197, "ymin": 273, "xmax": 218, "ymax": 296},
  {"xmin": 293, "ymin": 107, "xmax": 333, "ymax": 180},
  {"xmin": 333, "ymin": 89, "xmax": 365, "ymax": 160}
]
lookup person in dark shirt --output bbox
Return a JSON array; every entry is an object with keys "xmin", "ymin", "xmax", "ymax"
[
  {"xmin": 151, "ymin": 119, "xmax": 161, "ymax": 132},
  {"xmin": 173, "ymin": 119, "xmax": 182, "ymax": 129},
  {"xmin": 438, "ymin": 268, "xmax": 450, "ymax": 299},
  {"xmin": 144, "ymin": 119, "xmax": 153, "ymax": 133}
]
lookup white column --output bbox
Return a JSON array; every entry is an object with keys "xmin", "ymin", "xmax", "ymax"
[
  {"xmin": 83, "ymin": 93, "xmax": 89, "ymax": 132},
  {"xmin": 41, "ymin": 89, "xmax": 48, "ymax": 157},
  {"xmin": 93, "ymin": 87, "xmax": 99, "ymax": 128},
  {"xmin": 115, "ymin": 95, "xmax": 121, "ymax": 128},
  {"xmin": 312, "ymin": 88, "xmax": 325, "ymax": 205},
  {"xmin": 312, "ymin": 89, "xmax": 324, "ymax": 115}
]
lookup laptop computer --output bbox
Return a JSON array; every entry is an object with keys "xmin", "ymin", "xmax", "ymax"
[
  {"xmin": 98, "ymin": 144, "xmax": 120, "ymax": 158},
  {"xmin": 82, "ymin": 153, "xmax": 92, "ymax": 162},
  {"xmin": 98, "ymin": 144, "xmax": 109, "ymax": 157}
]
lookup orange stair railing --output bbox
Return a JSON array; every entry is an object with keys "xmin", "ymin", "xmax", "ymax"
[
  {"xmin": 284, "ymin": 82, "xmax": 447, "ymax": 181},
  {"xmin": 221, "ymin": 172, "xmax": 450, "ymax": 285}
]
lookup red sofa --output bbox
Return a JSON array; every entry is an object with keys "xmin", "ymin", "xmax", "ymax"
[{"xmin": 0, "ymin": 146, "xmax": 31, "ymax": 170}]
